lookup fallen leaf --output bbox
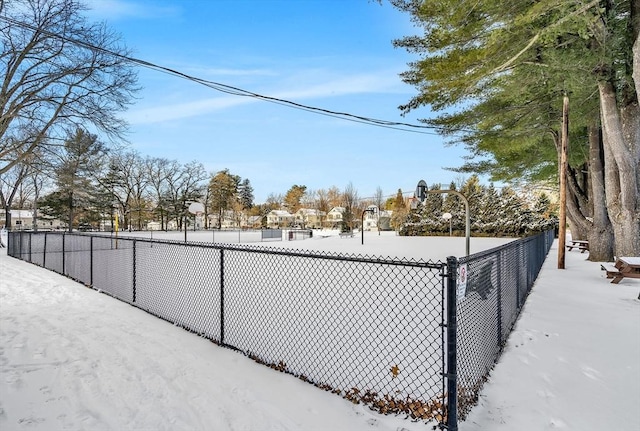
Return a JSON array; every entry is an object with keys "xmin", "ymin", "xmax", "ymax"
[{"xmin": 390, "ymin": 365, "xmax": 400, "ymax": 378}]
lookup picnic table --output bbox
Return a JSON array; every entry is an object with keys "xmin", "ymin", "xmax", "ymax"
[
  {"xmin": 566, "ymin": 239, "xmax": 589, "ymax": 253},
  {"xmin": 601, "ymin": 257, "xmax": 640, "ymax": 284}
]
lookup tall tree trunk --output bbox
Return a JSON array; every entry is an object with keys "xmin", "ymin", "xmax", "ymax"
[
  {"xmin": 67, "ymin": 193, "xmax": 74, "ymax": 233},
  {"xmin": 586, "ymin": 125, "xmax": 614, "ymax": 261},
  {"xmin": 3, "ymin": 208, "xmax": 11, "ymax": 231},
  {"xmin": 599, "ymin": 81, "xmax": 640, "ymax": 257},
  {"xmin": 565, "ymin": 166, "xmax": 591, "ymax": 240},
  {"xmin": 633, "ymin": 11, "xmax": 640, "ymax": 104},
  {"xmin": 32, "ymin": 177, "xmax": 40, "ymax": 233}
]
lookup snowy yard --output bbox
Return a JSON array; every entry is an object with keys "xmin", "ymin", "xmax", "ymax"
[{"xmin": 0, "ymin": 232, "xmax": 638, "ymax": 430}]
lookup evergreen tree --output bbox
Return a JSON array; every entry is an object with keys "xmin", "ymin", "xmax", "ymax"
[
  {"xmin": 390, "ymin": 0, "xmax": 639, "ymax": 257},
  {"xmin": 238, "ymin": 179, "xmax": 254, "ymax": 210},
  {"xmin": 400, "ymin": 181, "xmax": 557, "ymax": 237},
  {"xmin": 477, "ymin": 184, "xmax": 501, "ymax": 235},
  {"xmin": 50, "ymin": 129, "xmax": 105, "ymax": 231}
]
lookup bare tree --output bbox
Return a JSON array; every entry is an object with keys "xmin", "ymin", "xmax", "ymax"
[
  {"xmin": 373, "ymin": 186, "xmax": 384, "ymax": 210},
  {"xmin": 166, "ymin": 161, "xmax": 207, "ymax": 231},
  {"xmin": 145, "ymin": 157, "xmax": 173, "ymax": 231},
  {"xmin": 326, "ymin": 186, "xmax": 342, "ymax": 209},
  {"xmin": 0, "ymin": 161, "xmax": 29, "ymax": 229},
  {"xmin": 342, "ymin": 182, "xmax": 360, "ymax": 231},
  {"xmin": 266, "ymin": 193, "xmax": 283, "ymax": 208},
  {"xmin": 314, "ymin": 189, "xmax": 330, "ymax": 228},
  {"xmin": 106, "ymin": 151, "xmax": 149, "ymax": 230},
  {"xmin": 0, "ymin": 0, "xmax": 138, "ymax": 174}
]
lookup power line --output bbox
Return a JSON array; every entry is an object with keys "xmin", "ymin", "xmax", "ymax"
[{"xmin": 1, "ymin": 14, "xmax": 453, "ymax": 136}]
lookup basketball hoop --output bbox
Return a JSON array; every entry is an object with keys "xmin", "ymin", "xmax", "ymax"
[{"xmin": 188, "ymin": 202, "xmax": 205, "ymax": 214}]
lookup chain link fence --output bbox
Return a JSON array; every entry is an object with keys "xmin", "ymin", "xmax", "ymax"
[
  {"xmin": 6, "ymin": 229, "xmax": 554, "ymax": 429},
  {"xmin": 7, "ymin": 231, "xmax": 448, "ymax": 423},
  {"xmin": 455, "ymin": 229, "xmax": 555, "ymax": 420}
]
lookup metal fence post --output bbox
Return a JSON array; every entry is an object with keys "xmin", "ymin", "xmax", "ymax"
[
  {"xmin": 516, "ymin": 244, "xmax": 522, "ymax": 309},
  {"xmin": 132, "ymin": 239, "xmax": 137, "ymax": 303},
  {"xmin": 90, "ymin": 236, "xmax": 94, "ymax": 286},
  {"xmin": 445, "ymin": 255, "xmax": 458, "ymax": 431},
  {"xmin": 28, "ymin": 232, "xmax": 32, "ymax": 262},
  {"xmin": 62, "ymin": 232, "xmax": 66, "ymax": 275},
  {"xmin": 220, "ymin": 248, "xmax": 225, "ymax": 345},
  {"xmin": 43, "ymin": 232, "xmax": 47, "ymax": 268},
  {"xmin": 496, "ymin": 251, "xmax": 503, "ymax": 347}
]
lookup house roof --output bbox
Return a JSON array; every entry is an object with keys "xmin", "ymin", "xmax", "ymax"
[
  {"xmin": 295, "ymin": 208, "xmax": 326, "ymax": 216},
  {"xmin": 0, "ymin": 209, "xmax": 33, "ymax": 219},
  {"xmin": 327, "ymin": 207, "xmax": 345, "ymax": 214},
  {"xmin": 269, "ymin": 210, "xmax": 293, "ymax": 217}
]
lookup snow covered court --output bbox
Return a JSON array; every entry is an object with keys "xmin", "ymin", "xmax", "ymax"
[{"xmin": 0, "ymin": 232, "xmax": 638, "ymax": 431}]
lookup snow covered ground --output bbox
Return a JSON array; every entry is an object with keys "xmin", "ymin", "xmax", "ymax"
[{"xmin": 0, "ymin": 232, "xmax": 638, "ymax": 431}]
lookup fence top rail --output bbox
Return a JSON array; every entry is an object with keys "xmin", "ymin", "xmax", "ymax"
[
  {"xmin": 11, "ymin": 231, "xmax": 444, "ymax": 269},
  {"xmin": 458, "ymin": 230, "xmax": 553, "ymax": 264}
]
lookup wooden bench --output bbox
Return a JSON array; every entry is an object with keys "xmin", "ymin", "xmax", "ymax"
[
  {"xmin": 339, "ymin": 231, "xmax": 354, "ymax": 238},
  {"xmin": 601, "ymin": 263, "xmax": 623, "ymax": 283},
  {"xmin": 567, "ymin": 240, "xmax": 589, "ymax": 253},
  {"xmin": 602, "ymin": 257, "xmax": 640, "ymax": 284}
]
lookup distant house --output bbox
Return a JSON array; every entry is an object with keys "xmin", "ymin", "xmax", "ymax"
[
  {"xmin": 209, "ymin": 210, "xmax": 239, "ymax": 229},
  {"xmin": 243, "ymin": 215, "xmax": 263, "ymax": 229},
  {"xmin": 294, "ymin": 208, "xmax": 326, "ymax": 229},
  {"xmin": 362, "ymin": 205, "xmax": 379, "ymax": 231},
  {"xmin": 266, "ymin": 210, "xmax": 294, "ymax": 228},
  {"xmin": 0, "ymin": 209, "xmax": 63, "ymax": 231},
  {"xmin": 146, "ymin": 221, "xmax": 162, "ymax": 231},
  {"xmin": 325, "ymin": 207, "xmax": 345, "ymax": 229}
]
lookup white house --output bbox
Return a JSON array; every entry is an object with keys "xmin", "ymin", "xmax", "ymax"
[
  {"xmin": 362, "ymin": 205, "xmax": 379, "ymax": 231},
  {"xmin": 244, "ymin": 215, "xmax": 263, "ymax": 229},
  {"xmin": 208, "ymin": 210, "xmax": 240, "ymax": 229},
  {"xmin": 294, "ymin": 208, "xmax": 326, "ymax": 229},
  {"xmin": 325, "ymin": 207, "xmax": 345, "ymax": 229},
  {"xmin": 0, "ymin": 209, "xmax": 64, "ymax": 230},
  {"xmin": 266, "ymin": 210, "xmax": 294, "ymax": 228}
]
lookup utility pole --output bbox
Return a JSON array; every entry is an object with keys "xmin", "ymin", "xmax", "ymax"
[{"xmin": 558, "ymin": 93, "xmax": 569, "ymax": 269}]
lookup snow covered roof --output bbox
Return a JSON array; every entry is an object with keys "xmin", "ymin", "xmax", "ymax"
[
  {"xmin": 0, "ymin": 209, "xmax": 34, "ymax": 219},
  {"xmin": 269, "ymin": 210, "xmax": 293, "ymax": 217},
  {"xmin": 295, "ymin": 208, "xmax": 326, "ymax": 216}
]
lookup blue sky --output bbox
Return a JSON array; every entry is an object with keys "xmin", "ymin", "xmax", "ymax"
[{"xmin": 85, "ymin": 0, "xmax": 472, "ymax": 203}]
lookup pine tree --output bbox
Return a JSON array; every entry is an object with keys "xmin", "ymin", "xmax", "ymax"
[
  {"xmin": 390, "ymin": 0, "xmax": 639, "ymax": 256},
  {"xmin": 238, "ymin": 179, "xmax": 254, "ymax": 210}
]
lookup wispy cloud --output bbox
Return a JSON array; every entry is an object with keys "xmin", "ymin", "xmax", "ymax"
[
  {"xmin": 126, "ymin": 70, "xmax": 406, "ymax": 125},
  {"xmin": 182, "ymin": 67, "xmax": 278, "ymax": 78},
  {"xmin": 85, "ymin": 0, "xmax": 180, "ymax": 21},
  {"xmin": 126, "ymin": 96, "xmax": 253, "ymax": 124},
  {"xmin": 273, "ymin": 72, "xmax": 402, "ymax": 100}
]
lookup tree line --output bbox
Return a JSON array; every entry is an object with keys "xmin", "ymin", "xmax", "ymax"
[
  {"xmin": 2, "ymin": 0, "xmax": 615, "ymax": 246},
  {"xmin": 400, "ymin": 176, "xmax": 558, "ymax": 237},
  {"xmin": 1, "ymin": 128, "xmax": 214, "ymax": 232},
  {"xmin": 2, "ymin": 127, "xmax": 557, "ymax": 237},
  {"xmin": 1, "ymin": 127, "xmax": 397, "ymax": 231}
]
